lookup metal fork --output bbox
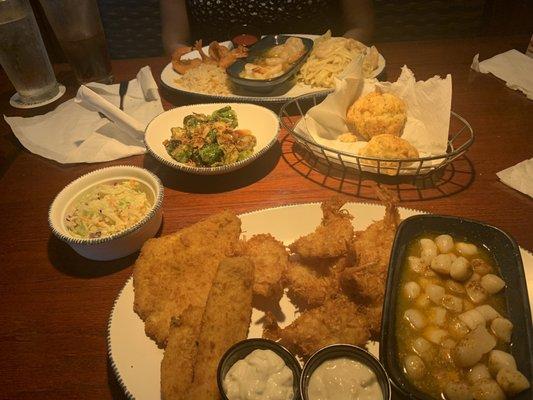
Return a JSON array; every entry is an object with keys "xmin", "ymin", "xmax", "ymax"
[
  {"xmin": 98, "ymin": 81, "xmax": 129, "ymax": 119},
  {"xmin": 118, "ymin": 81, "xmax": 128, "ymax": 110}
]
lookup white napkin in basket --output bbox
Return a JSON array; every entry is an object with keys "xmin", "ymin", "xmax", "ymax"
[
  {"xmin": 295, "ymin": 65, "xmax": 452, "ymax": 158},
  {"xmin": 4, "ymin": 66, "xmax": 163, "ymax": 164}
]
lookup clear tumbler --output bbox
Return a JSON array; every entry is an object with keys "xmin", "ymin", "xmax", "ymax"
[
  {"xmin": 0, "ymin": 0, "xmax": 59, "ymax": 104},
  {"xmin": 39, "ymin": 0, "xmax": 113, "ymax": 84}
]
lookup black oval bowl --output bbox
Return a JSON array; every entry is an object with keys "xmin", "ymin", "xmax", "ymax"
[
  {"xmin": 226, "ymin": 35, "xmax": 313, "ymax": 93},
  {"xmin": 217, "ymin": 338, "xmax": 301, "ymax": 400},
  {"xmin": 301, "ymin": 344, "xmax": 391, "ymax": 400},
  {"xmin": 380, "ymin": 214, "xmax": 533, "ymax": 400}
]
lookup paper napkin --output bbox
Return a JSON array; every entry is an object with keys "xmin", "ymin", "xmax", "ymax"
[
  {"xmin": 496, "ymin": 158, "xmax": 533, "ymax": 198},
  {"xmin": 4, "ymin": 66, "xmax": 163, "ymax": 164},
  {"xmin": 472, "ymin": 50, "xmax": 533, "ymax": 100}
]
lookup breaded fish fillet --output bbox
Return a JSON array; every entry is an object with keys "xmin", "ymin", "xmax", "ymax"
[
  {"xmin": 264, "ymin": 295, "xmax": 370, "ymax": 359},
  {"xmin": 284, "ymin": 257, "xmax": 349, "ymax": 308},
  {"xmin": 243, "ymin": 234, "xmax": 288, "ymax": 301},
  {"xmin": 289, "ymin": 196, "xmax": 354, "ymax": 258},
  {"xmin": 187, "ymin": 256, "xmax": 254, "ymax": 400},
  {"xmin": 133, "ymin": 211, "xmax": 241, "ymax": 347},
  {"xmin": 161, "ymin": 306, "xmax": 203, "ymax": 400}
]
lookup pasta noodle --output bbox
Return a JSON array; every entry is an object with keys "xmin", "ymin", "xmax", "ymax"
[{"xmin": 298, "ymin": 31, "xmax": 379, "ymax": 88}]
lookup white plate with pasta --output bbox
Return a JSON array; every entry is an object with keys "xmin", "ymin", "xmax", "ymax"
[{"xmin": 160, "ymin": 34, "xmax": 385, "ymax": 104}]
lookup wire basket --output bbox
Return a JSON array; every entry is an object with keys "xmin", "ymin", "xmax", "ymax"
[{"xmin": 279, "ymin": 93, "xmax": 474, "ymax": 178}]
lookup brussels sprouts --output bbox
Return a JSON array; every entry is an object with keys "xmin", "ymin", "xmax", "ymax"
[
  {"xmin": 199, "ymin": 143, "xmax": 223, "ymax": 165},
  {"xmin": 183, "ymin": 113, "xmax": 208, "ymax": 130},
  {"xmin": 170, "ymin": 127, "xmax": 186, "ymax": 140},
  {"xmin": 237, "ymin": 149, "xmax": 253, "ymax": 161},
  {"xmin": 170, "ymin": 144, "xmax": 192, "ymax": 163},
  {"xmin": 211, "ymin": 106, "xmax": 238, "ymax": 128},
  {"xmin": 207, "ymin": 128, "xmax": 218, "ymax": 143},
  {"xmin": 221, "ymin": 144, "xmax": 239, "ymax": 164}
]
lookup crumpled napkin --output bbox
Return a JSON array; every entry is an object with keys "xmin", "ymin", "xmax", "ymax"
[
  {"xmin": 295, "ymin": 64, "xmax": 452, "ymax": 158},
  {"xmin": 4, "ymin": 66, "xmax": 163, "ymax": 164},
  {"xmin": 496, "ymin": 158, "xmax": 533, "ymax": 198},
  {"xmin": 471, "ymin": 50, "xmax": 533, "ymax": 100}
]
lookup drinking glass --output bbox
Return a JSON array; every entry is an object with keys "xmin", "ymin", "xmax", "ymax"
[
  {"xmin": 39, "ymin": 0, "xmax": 113, "ymax": 84},
  {"xmin": 0, "ymin": 0, "xmax": 59, "ymax": 104}
]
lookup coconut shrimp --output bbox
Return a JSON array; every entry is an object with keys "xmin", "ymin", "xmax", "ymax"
[
  {"xmin": 171, "ymin": 46, "xmax": 202, "ymax": 74},
  {"xmin": 208, "ymin": 41, "xmax": 248, "ymax": 69}
]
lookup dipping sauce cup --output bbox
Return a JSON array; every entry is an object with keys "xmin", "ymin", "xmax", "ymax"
[
  {"xmin": 217, "ymin": 338, "xmax": 301, "ymax": 400},
  {"xmin": 228, "ymin": 24, "xmax": 261, "ymax": 48},
  {"xmin": 301, "ymin": 344, "xmax": 391, "ymax": 400}
]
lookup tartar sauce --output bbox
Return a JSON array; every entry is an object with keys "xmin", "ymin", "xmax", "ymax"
[
  {"xmin": 223, "ymin": 349, "xmax": 294, "ymax": 400},
  {"xmin": 308, "ymin": 358, "xmax": 383, "ymax": 400}
]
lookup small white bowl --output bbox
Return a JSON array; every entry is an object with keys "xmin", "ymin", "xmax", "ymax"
[
  {"xmin": 48, "ymin": 165, "xmax": 164, "ymax": 261},
  {"xmin": 144, "ymin": 103, "xmax": 279, "ymax": 175}
]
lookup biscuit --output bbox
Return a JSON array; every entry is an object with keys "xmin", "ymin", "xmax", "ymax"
[
  {"xmin": 358, "ymin": 134, "xmax": 419, "ymax": 175},
  {"xmin": 338, "ymin": 132, "xmax": 358, "ymax": 143},
  {"xmin": 347, "ymin": 90, "xmax": 407, "ymax": 140}
]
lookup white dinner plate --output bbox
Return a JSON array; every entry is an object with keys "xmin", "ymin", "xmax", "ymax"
[
  {"xmin": 160, "ymin": 34, "xmax": 386, "ymax": 104},
  {"xmin": 107, "ymin": 201, "xmax": 533, "ymax": 399},
  {"xmin": 144, "ymin": 103, "xmax": 279, "ymax": 175}
]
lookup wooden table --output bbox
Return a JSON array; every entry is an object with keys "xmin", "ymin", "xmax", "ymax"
[{"xmin": 0, "ymin": 35, "xmax": 531, "ymax": 399}]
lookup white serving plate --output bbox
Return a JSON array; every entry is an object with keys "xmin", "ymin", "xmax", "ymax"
[
  {"xmin": 107, "ymin": 201, "xmax": 533, "ymax": 399},
  {"xmin": 144, "ymin": 103, "xmax": 279, "ymax": 175},
  {"xmin": 160, "ymin": 35, "xmax": 386, "ymax": 103}
]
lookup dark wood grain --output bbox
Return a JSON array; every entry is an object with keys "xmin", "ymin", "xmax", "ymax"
[{"xmin": 0, "ymin": 35, "xmax": 532, "ymax": 399}]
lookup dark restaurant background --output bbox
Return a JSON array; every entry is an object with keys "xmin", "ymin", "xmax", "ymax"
[
  {"xmin": 0, "ymin": 0, "xmax": 531, "ymax": 175},
  {"xmin": 25, "ymin": 0, "xmax": 533, "ymax": 61}
]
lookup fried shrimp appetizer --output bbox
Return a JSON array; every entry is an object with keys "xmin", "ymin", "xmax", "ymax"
[
  {"xmin": 171, "ymin": 40, "xmax": 248, "ymax": 75},
  {"xmin": 264, "ymin": 295, "xmax": 371, "ymax": 359},
  {"xmin": 341, "ymin": 188, "xmax": 400, "ymax": 337},
  {"xmin": 171, "ymin": 46, "xmax": 202, "ymax": 74},
  {"xmin": 284, "ymin": 256, "xmax": 349, "ymax": 308},
  {"xmin": 289, "ymin": 196, "xmax": 354, "ymax": 258},
  {"xmin": 243, "ymin": 233, "xmax": 289, "ymax": 302}
]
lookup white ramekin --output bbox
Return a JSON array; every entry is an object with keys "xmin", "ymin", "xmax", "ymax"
[{"xmin": 48, "ymin": 165, "xmax": 164, "ymax": 261}]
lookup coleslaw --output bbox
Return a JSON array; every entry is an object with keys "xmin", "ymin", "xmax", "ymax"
[{"xmin": 65, "ymin": 180, "xmax": 151, "ymax": 239}]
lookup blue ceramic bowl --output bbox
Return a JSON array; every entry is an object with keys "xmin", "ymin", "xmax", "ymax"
[{"xmin": 226, "ymin": 35, "xmax": 313, "ymax": 93}]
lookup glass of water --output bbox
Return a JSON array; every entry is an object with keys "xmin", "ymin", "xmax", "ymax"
[
  {"xmin": 0, "ymin": 0, "xmax": 59, "ymax": 105},
  {"xmin": 39, "ymin": 0, "xmax": 113, "ymax": 84}
]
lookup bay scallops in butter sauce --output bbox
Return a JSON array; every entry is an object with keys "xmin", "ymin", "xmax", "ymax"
[{"xmin": 396, "ymin": 234, "xmax": 530, "ymax": 399}]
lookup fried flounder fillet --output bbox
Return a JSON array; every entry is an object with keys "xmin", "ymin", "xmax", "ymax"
[
  {"xmin": 187, "ymin": 257, "xmax": 254, "ymax": 400},
  {"xmin": 289, "ymin": 196, "xmax": 354, "ymax": 258},
  {"xmin": 133, "ymin": 211, "xmax": 241, "ymax": 347},
  {"xmin": 161, "ymin": 306, "xmax": 203, "ymax": 400},
  {"xmin": 264, "ymin": 295, "xmax": 370, "ymax": 359},
  {"xmin": 243, "ymin": 234, "xmax": 289, "ymax": 301}
]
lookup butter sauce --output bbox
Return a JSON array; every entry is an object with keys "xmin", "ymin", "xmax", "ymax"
[
  {"xmin": 308, "ymin": 358, "xmax": 383, "ymax": 400},
  {"xmin": 223, "ymin": 349, "xmax": 294, "ymax": 400}
]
